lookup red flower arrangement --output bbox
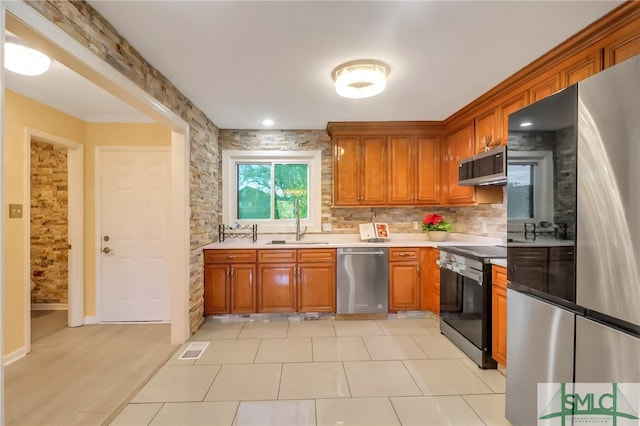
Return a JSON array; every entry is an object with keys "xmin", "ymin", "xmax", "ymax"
[{"xmin": 422, "ymin": 214, "xmax": 453, "ymax": 232}]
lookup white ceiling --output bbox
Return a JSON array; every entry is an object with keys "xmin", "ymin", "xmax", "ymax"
[
  {"xmin": 6, "ymin": 1, "xmax": 625, "ymax": 130},
  {"xmin": 4, "ymin": 58, "xmax": 152, "ymax": 123}
]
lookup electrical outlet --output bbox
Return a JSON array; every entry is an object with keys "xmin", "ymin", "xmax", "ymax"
[
  {"xmin": 412, "ymin": 220, "xmax": 419, "ymax": 230},
  {"xmin": 9, "ymin": 204, "xmax": 23, "ymax": 218},
  {"xmin": 322, "ymin": 222, "xmax": 332, "ymax": 232}
]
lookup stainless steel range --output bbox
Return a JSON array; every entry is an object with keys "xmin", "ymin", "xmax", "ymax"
[{"xmin": 438, "ymin": 245, "xmax": 506, "ymax": 369}]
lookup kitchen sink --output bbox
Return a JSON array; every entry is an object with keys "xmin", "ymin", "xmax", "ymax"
[{"xmin": 266, "ymin": 240, "xmax": 329, "ymax": 245}]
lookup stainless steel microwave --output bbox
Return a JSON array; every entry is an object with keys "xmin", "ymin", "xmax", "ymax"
[{"xmin": 458, "ymin": 146, "xmax": 507, "ymax": 186}]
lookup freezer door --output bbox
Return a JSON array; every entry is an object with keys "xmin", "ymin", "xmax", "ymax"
[
  {"xmin": 577, "ymin": 55, "xmax": 640, "ymax": 326},
  {"xmin": 506, "ymin": 289, "xmax": 575, "ymax": 426},
  {"xmin": 575, "ymin": 316, "xmax": 640, "ymax": 383}
]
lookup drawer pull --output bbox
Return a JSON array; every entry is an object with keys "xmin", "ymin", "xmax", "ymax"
[{"xmin": 227, "ymin": 255, "xmax": 236, "ymax": 259}]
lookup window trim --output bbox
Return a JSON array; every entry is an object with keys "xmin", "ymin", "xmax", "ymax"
[
  {"xmin": 507, "ymin": 150, "xmax": 554, "ymax": 232},
  {"xmin": 222, "ymin": 149, "xmax": 322, "ymax": 233}
]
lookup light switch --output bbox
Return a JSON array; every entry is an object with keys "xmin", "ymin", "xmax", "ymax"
[{"xmin": 9, "ymin": 204, "xmax": 23, "ymax": 218}]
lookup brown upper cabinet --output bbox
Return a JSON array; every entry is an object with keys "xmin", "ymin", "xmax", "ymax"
[
  {"xmin": 528, "ymin": 72, "xmax": 561, "ymax": 104},
  {"xmin": 599, "ymin": 17, "xmax": 640, "ymax": 68},
  {"xmin": 559, "ymin": 46, "xmax": 603, "ymax": 88},
  {"xmin": 443, "ymin": 121, "xmax": 476, "ymax": 205},
  {"xmin": 474, "ymin": 108, "xmax": 498, "ymax": 154},
  {"xmin": 332, "ymin": 134, "xmax": 387, "ymax": 206},
  {"xmin": 328, "ymin": 122, "xmax": 443, "ymax": 207},
  {"xmin": 498, "ymin": 90, "xmax": 529, "ymax": 147},
  {"xmin": 388, "ymin": 135, "xmax": 440, "ymax": 205},
  {"xmin": 473, "ymin": 89, "xmax": 529, "ymax": 153}
]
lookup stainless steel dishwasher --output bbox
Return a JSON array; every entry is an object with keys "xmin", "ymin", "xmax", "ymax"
[{"xmin": 337, "ymin": 247, "xmax": 389, "ymax": 314}]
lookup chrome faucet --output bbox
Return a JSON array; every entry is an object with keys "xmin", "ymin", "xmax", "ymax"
[{"xmin": 295, "ymin": 199, "xmax": 307, "ymax": 241}]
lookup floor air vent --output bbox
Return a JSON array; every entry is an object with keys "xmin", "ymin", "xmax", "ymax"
[{"xmin": 178, "ymin": 341, "xmax": 209, "ymax": 360}]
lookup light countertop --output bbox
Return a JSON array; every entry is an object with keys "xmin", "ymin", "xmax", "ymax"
[
  {"xmin": 202, "ymin": 232, "xmax": 504, "ymax": 250},
  {"xmin": 490, "ymin": 258, "xmax": 508, "ymax": 268}
]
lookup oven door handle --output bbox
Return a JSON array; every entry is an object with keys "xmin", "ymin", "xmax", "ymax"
[{"xmin": 440, "ymin": 262, "xmax": 484, "ymax": 286}]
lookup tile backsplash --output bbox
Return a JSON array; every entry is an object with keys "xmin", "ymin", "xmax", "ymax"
[{"xmin": 218, "ymin": 129, "xmax": 507, "ymax": 240}]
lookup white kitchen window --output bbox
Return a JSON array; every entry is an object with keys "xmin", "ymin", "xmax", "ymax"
[
  {"xmin": 222, "ymin": 150, "xmax": 322, "ymax": 233},
  {"xmin": 507, "ymin": 150, "xmax": 553, "ymax": 232}
]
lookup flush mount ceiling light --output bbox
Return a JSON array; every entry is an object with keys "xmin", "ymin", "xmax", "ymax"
[
  {"xmin": 520, "ymin": 121, "xmax": 534, "ymax": 127},
  {"xmin": 332, "ymin": 59, "xmax": 390, "ymax": 99},
  {"xmin": 4, "ymin": 42, "xmax": 51, "ymax": 76},
  {"xmin": 262, "ymin": 119, "xmax": 274, "ymax": 126}
]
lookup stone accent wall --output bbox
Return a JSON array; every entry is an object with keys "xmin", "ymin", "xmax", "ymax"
[
  {"xmin": 509, "ymin": 128, "xmax": 576, "ymax": 240},
  {"xmin": 30, "ymin": 141, "xmax": 69, "ymax": 304},
  {"xmin": 455, "ymin": 197, "xmax": 507, "ymax": 237},
  {"xmin": 554, "ymin": 126, "xmax": 577, "ymax": 240},
  {"xmin": 27, "ymin": 1, "xmax": 220, "ymax": 333},
  {"xmin": 218, "ymin": 129, "xmax": 506, "ymax": 238}
]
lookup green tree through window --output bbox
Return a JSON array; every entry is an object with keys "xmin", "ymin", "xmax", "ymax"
[{"xmin": 237, "ymin": 163, "xmax": 308, "ymax": 220}]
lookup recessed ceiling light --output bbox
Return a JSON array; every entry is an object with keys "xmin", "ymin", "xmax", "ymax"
[
  {"xmin": 262, "ymin": 119, "xmax": 274, "ymax": 126},
  {"xmin": 520, "ymin": 121, "xmax": 534, "ymax": 127},
  {"xmin": 332, "ymin": 59, "xmax": 390, "ymax": 99},
  {"xmin": 4, "ymin": 42, "xmax": 51, "ymax": 76}
]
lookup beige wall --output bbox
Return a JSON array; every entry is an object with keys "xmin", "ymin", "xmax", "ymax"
[
  {"xmin": 3, "ymin": 90, "xmax": 85, "ymax": 355},
  {"xmin": 3, "ymin": 89, "xmax": 171, "ymax": 356}
]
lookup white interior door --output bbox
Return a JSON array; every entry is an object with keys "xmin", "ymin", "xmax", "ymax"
[{"xmin": 99, "ymin": 148, "xmax": 171, "ymax": 322}]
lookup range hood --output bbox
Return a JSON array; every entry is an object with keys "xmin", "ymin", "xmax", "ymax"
[{"xmin": 458, "ymin": 146, "xmax": 507, "ymax": 186}]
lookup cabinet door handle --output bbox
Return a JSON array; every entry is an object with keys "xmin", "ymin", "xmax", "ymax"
[
  {"xmin": 230, "ymin": 267, "xmax": 234, "ymax": 277},
  {"xmin": 226, "ymin": 267, "xmax": 230, "ymax": 278},
  {"xmin": 417, "ymin": 266, "xmax": 421, "ymax": 276}
]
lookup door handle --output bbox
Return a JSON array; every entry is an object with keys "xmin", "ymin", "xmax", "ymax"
[{"xmin": 102, "ymin": 247, "xmax": 113, "ymax": 254}]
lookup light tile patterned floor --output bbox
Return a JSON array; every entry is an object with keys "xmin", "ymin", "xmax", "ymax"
[{"xmin": 110, "ymin": 318, "xmax": 511, "ymax": 426}]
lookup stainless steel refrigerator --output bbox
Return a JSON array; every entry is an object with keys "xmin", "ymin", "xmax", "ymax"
[{"xmin": 506, "ymin": 55, "xmax": 640, "ymax": 425}]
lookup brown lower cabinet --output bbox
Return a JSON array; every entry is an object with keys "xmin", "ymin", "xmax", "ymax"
[
  {"xmin": 203, "ymin": 249, "xmax": 257, "ymax": 315},
  {"xmin": 206, "ymin": 245, "xmax": 446, "ymax": 315},
  {"xmin": 258, "ymin": 248, "xmax": 336, "ymax": 313},
  {"xmin": 388, "ymin": 248, "xmax": 420, "ymax": 311},
  {"xmin": 204, "ymin": 248, "xmax": 336, "ymax": 315},
  {"xmin": 389, "ymin": 247, "xmax": 441, "ymax": 313},
  {"xmin": 419, "ymin": 248, "xmax": 440, "ymax": 313},
  {"xmin": 491, "ymin": 264, "xmax": 508, "ymax": 367}
]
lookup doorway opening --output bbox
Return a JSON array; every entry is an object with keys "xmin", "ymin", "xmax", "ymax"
[
  {"xmin": 5, "ymin": 2, "xmax": 190, "ymax": 359},
  {"xmin": 24, "ymin": 129, "xmax": 84, "ymax": 355},
  {"xmin": 30, "ymin": 139, "xmax": 69, "ymax": 342}
]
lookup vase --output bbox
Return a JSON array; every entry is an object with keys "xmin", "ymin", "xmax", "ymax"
[{"xmin": 427, "ymin": 231, "xmax": 449, "ymax": 242}]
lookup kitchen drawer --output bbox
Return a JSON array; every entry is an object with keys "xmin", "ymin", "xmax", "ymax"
[
  {"xmin": 549, "ymin": 246, "xmax": 574, "ymax": 260},
  {"xmin": 204, "ymin": 249, "xmax": 256, "ymax": 264},
  {"xmin": 258, "ymin": 249, "xmax": 297, "ymax": 263},
  {"xmin": 492, "ymin": 264, "xmax": 508, "ymax": 289},
  {"xmin": 389, "ymin": 247, "xmax": 420, "ymax": 261},
  {"xmin": 297, "ymin": 248, "xmax": 336, "ymax": 263}
]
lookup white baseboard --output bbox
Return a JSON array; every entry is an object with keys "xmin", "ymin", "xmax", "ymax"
[
  {"xmin": 4, "ymin": 347, "xmax": 27, "ymax": 366},
  {"xmin": 84, "ymin": 316, "xmax": 100, "ymax": 325},
  {"xmin": 31, "ymin": 303, "xmax": 68, "ymax": 311}
]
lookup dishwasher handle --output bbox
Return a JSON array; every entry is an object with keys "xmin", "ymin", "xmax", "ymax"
[{"xmin": 340, "ymin": 251, "xmax": 386, "ymax": 256}]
